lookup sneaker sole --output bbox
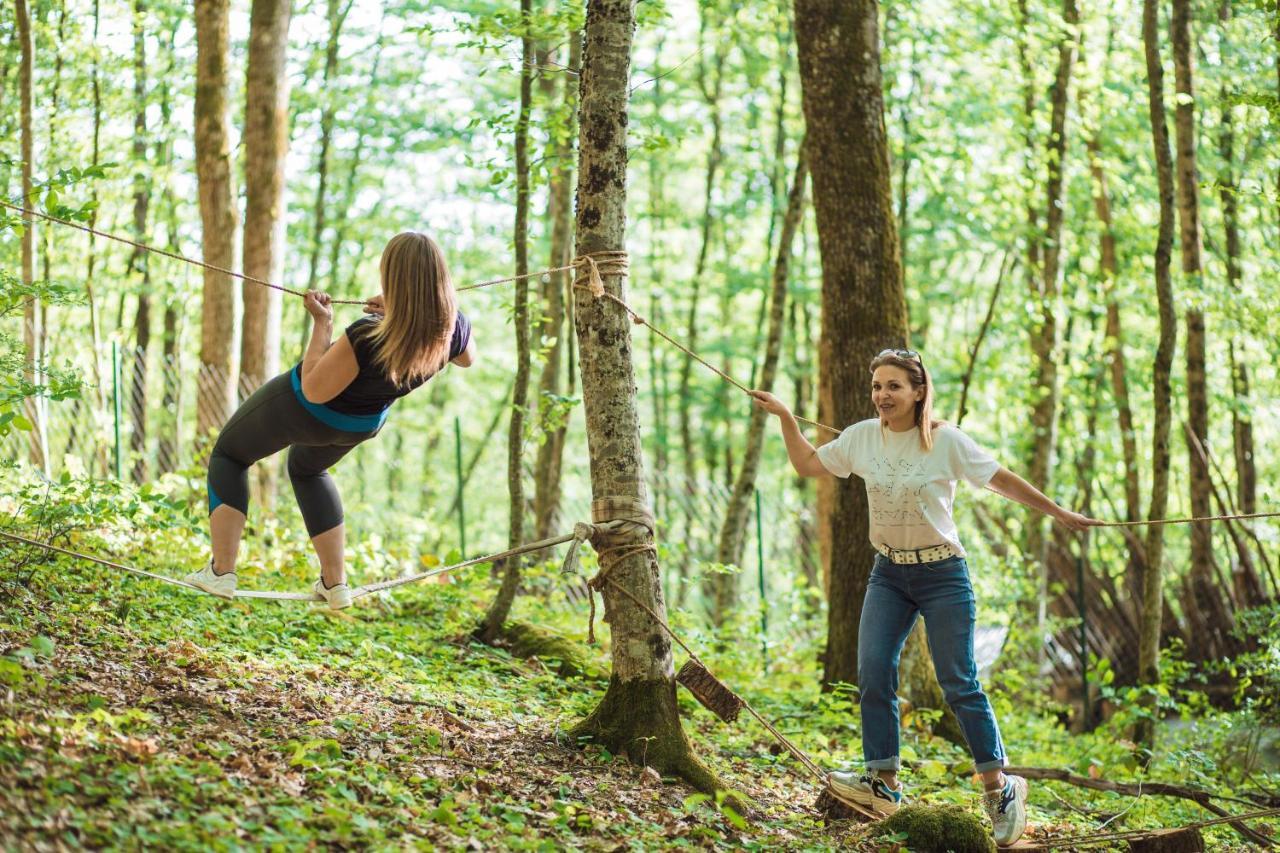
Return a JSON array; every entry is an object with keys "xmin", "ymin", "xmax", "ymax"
[
  {"xmin": 827, "ymin": 780, "xmax": 900, "ymax": 816},
  {"xmin": 187, "ymin": 579, "xmax": 235, "ymax": 600}
]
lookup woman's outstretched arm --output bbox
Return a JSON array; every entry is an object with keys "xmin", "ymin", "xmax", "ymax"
[
  {"xmin": 987, "ymin": 467, "xmax": 1101, "ymax": 531},
  {"xmin": 749, "ymin": 390, "xmax": 829, "ymax": 478}
]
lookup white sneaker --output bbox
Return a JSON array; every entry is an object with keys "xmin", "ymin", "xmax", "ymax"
[
  {"xmin": 183, "ymin": 560, "xmax": 236, "ymax": 599},
  {"xmin": 827, "ymin": 769, "xmax": 904, "ymax": 816},
  {"xmin": 314, "ymin": 579, "xmax": 352, "ymax": 610},
  {"xmin": 984, "ymin": 773, "xmax": 1029, "ymax": 846}
]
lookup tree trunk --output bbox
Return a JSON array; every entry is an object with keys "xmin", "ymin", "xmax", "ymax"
[
  {"xmin": 127, "ymin": 0, "xmax": 151, "ymax": 483},
  {"xmin": 646, "ymin": 37, "xmax": 668, "ymax": 537},
  {"xmin": 1027, "ymin": 0, "xmax": 1079, "ymax": 640},
  {"xmin": 714, "ymin": 146, "xmax": 807, "ymax": 586},
  {"xmin": 532, "ymin": 30, "xmax": 581, "ymax": 542},
  {"xmin": 795, "ymin": 0, "xmax": 907, "ymax": 688},
  {"xmin": 82, "ymin": 0, "xmax": 111, "ymax": 477},
  {"xmin": 1086, "ymin": 118, "xmax": 1145, "ymax": 604},
  {"xmin": 478, "ymin": 0, "xmax": 535, "ymax": 643},
  {"xmin": 155, "ymin": 24, "xmax": 182, "ymax": 476},
  {"xmin": 1138, "ymin": 0, "xmax": 1178, "ymax": 754},
  {"xmin": 17, "ymin": 0, "xmax": 46, "ymax": 474},
  {"xmin": 677, "ymin": 20, "xmax": 725, "ymax": 579},
  {"xmin": 1170, "ymin": 0, "xmax": 1219, "ymax": 639},
  {"xmin": 566, "ymin": 0, "xmax": 716, "ymax": 793},
  {"xmin": 194, "ymin": 0, "xmax": 240, "ymax": 443},
  {"xmin": 241, "ymin": 0, "xmax": 292, "ymax": 394},
  {"xmin": 1217, "ymin": 2, "xmax": 1254, "ymax": 519}
]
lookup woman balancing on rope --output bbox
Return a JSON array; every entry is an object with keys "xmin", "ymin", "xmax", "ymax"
[
  {"xmin": 185, "ymin": 232, "xmax": 475, "ymax": 609},
  {"xmin": 751, "ymin": 349, "xmax": 1099, "ymax": 846}
]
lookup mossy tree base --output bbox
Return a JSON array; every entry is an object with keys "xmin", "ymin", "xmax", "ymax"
[
  {"xmin": 498, "ymin": 620, "xmax": 602, "ymax": 680},
  {"xmin": 569, "ymin": 674, "xmax": 720, "ymax": 794}
]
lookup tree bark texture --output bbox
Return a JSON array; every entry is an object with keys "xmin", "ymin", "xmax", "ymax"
[
  {"xmin": 713, "ymin": 146, "xmax": 807, "ymax": 578},
  {"xmin": 794, "ymin": 0, "xmax": 907, "ymax": 688},
  {"xmin": 566, "ymin": 0, "xmax": 715, "ymax": 792},
  {"xmin": 533, "ymin": 31, "xmax": 582, "ymax": 542},
  {"xmin": 479, "ymin": 0, "xmax": 535, "ymax": 643},
  {"xmin": 1138, "ymin": 0, "xmax": 1178, "ymax": 754},
  {"xmin": 1170, "ymin": 0, "xmax": 1218, "ymax": 643},
  {"xmin": 241, "ymin": 0, "xmax": 292, "ymax": 395},
  {"xmin": 195, "ymin": 0, "xmax": 240, "ymax": 441},
  {"xmin": 1214, "ymin": 15, "xmax": 1254, "ymax": 518}
]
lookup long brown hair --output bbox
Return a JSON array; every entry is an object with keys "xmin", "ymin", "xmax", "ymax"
[
  {"xmin": 868, "ymin": 351, "xmax": 942, "ymax": 451},
  {"xmin": 367, "ymin": 232, "xmax": 457, "ymax": 385}
]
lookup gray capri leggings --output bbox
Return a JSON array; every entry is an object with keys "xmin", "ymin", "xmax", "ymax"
[{"xmin": 206, "ymin": 368, "xmax": 383, "ymax": 537}]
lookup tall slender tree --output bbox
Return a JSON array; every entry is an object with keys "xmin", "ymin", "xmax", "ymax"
[
  {"xmin": 794, "ymin": 0, "xmax": 908, "ymax": 686},
  {"xmin": 194, "ymin": 0, "xmax": 240, "ymax": 442},
  {"xmin": 479, "ymin": 0, "xmax": 535, "ymax": 643},
  {"xmin": 1171, "ymin": 0, "xmax": 1216, "ymax": 628},
  {"xmin": 17, "ymin": 0, "xmax": 46, "ymax": 473},
  {"xmin": 713, "ymin": 146, "xmax": 807, "ymax": 585},
  {"xmin": 567, "ymin": 0, "xmax": 716, "ymax": 791},
  {"xmin": 532, "ymin": 29, "xmax": 582, "ymax": 541},
  {"xmin": 1026, "ymin": 0, "xmax": 1079, "ymax": 632},
  {"xmin": 1137, "ymin": 0, "xmax": 1178, "ymax": 755},
  {"xmin": 127, "ymin": 0, "xmax": 152, "ymax": 482},
  {"xmin": 241, "ymin": 0, "xmax": 293, "ymax": 393},
  {"xmin": 1217, "ymin": 0, "xmax": 1254, "ymax": 518}
]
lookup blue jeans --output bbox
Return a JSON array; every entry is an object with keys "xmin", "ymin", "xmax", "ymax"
[{"xmin": 858, "ymin": 554, "xmax": 1007, "ymax": 773}]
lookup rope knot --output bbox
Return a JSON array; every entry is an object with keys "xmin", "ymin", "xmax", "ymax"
[
  {"xmin": 559, "ymin": 522, "xmax": 597, "ymax": 578},
  {"xmin": 572, "ymin": 251, "xmax": 630, "ymax": 299}
]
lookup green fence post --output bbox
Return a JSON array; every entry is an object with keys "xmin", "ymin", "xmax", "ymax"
[
  {"xmin": 112, "ymin": 341, "xmax": 122, "ymax": 480},
  {"xmin": 756, "ymin": 488, "xmax": 768, "ymax": 667},
  {"xmin": 454, "ymin": 416, "xmax": 467, "ymax": 555}
]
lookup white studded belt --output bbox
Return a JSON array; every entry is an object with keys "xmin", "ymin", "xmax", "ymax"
[{"xmin": 876, "ymin": 542, "xmax": 961, "ymax": 565}]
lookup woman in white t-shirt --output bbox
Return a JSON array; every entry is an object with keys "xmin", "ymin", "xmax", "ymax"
[{"xmin": 750, "ymin": 348, "xmax": 1098, "ymax": 846}]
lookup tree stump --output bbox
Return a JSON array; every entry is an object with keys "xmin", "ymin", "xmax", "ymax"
[{"xmin": 1127, "ymin": 827, "xmax": 1205, "ymax": 853}]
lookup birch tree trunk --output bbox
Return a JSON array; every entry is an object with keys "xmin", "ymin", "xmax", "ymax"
[
  {"xmin": 241, "ymin": 0, "xmax": 292, "ymax": 394},
  {"xmin": 1138, "ymin": 0, "xmax": 1178, "ymax": 754},
  {"xmin": 566, "ymin": 0, "xmax": 716, "ymax": 792},
  {"xmin": 795, "ymin": 0, "xmax": 907, "ymax": 688},
  {"xmin": 195, "ymin": 0, "xmax": 240, "ymax": 442},
  {"xmin": 478, "ymin": 0, "xmax": 535, "ymax": 643},
  {"xmin": 532, "ymin": 31, "xmax": 581, "ymax": 542}
]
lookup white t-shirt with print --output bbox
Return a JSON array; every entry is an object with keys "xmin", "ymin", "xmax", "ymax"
[{"xmin": 816, "ymin": 418, "xmax": 1000, "ymax": 554}]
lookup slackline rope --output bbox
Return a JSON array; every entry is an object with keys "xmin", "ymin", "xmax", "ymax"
[
  {"xmin": 3, "ymin": 199, "xmax": 843, "ymax": 434},
  {"xmin": 0, "ymin": 528, "xmax": 579, "ymax": 602}
]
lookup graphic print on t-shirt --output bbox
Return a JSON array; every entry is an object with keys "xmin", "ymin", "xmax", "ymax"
[{"xmin": 865, "ymin": 454, "xmax": 929, "ymax": 530}]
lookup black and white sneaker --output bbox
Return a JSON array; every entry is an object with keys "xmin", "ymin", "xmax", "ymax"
[{"xmin": 827, "ymin": 769, "xmax": 904, "ymax": 816}]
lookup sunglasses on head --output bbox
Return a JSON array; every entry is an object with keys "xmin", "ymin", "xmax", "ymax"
[{"xmin": 877, "ymin": 348, "xmax": 923, "ymax": 363}]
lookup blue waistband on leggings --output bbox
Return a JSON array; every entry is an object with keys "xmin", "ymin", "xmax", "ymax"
[{"xmin": 290, "ymin": 366, "xmax": 389, "ymax": 433}]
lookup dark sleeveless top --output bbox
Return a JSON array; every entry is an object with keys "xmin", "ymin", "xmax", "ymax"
[{"xmin": 321, "ymin": 311, "xmax": 471, "ymax": 416}]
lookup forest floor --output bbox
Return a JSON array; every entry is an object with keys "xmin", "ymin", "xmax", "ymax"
[{"xmin": 1, "ymin": 482, "xmax": 1277, "ymax": 850}]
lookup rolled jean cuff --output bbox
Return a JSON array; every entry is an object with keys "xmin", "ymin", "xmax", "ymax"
[
  {"xmin": 974, "ymin": 757, "xmax": 1007, "ymax": 773},
  {"xmin": 865, "ymin": 757, "xmax": 901, "ymax": 771}
]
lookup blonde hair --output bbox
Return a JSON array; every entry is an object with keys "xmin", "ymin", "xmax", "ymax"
[
  {"xmin": 367, "ymin": 232, "xmax": 457, "ymax": 385},
  {"xmin": 868, "ymin": 351, "xmax": 942, "ymax": 451}
]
